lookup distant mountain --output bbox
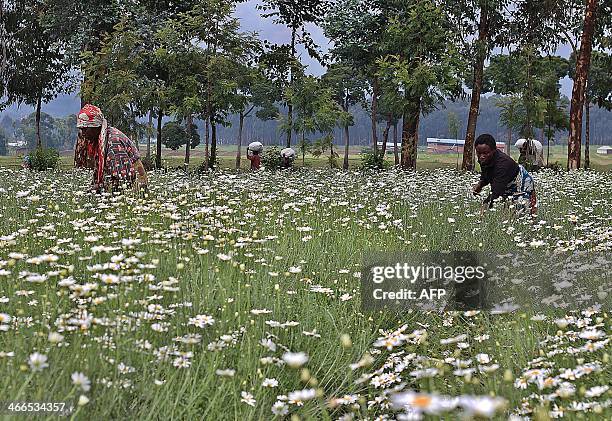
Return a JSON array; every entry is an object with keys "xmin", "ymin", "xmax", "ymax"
[
  {"xmin": 1, "ymin": 94, "xmax": 81, "ymax": 119},
  {"xmin": 2, "ymin": 95, "xmax": 610, "ymax": 149}
]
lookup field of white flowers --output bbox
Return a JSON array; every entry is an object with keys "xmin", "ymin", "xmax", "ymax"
[{"xmin": 0, "ymin": 167, "xmax": 610, "ymax": 420}]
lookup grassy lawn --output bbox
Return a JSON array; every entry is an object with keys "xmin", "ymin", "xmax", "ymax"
[
  {"xmin": 0, "ymin": 166, "xmax": 610, "ymax": 420},
  {"xmin": 1, "ymin": 145, "xmax": 610, "ymax": 171}
]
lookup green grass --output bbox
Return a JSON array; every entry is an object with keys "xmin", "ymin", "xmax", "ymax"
[
  {"xmin": 1, "ymin": 145, "xmax": 610, "ymax": 171},
  {"xmin": 0, "ymin": 167, "xmax": 610, "ymax": 420}
]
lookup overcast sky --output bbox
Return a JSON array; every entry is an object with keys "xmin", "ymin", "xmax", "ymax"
[{"xmin": 235, "ymin": 0, "xmax": 328, "ymax": 75}]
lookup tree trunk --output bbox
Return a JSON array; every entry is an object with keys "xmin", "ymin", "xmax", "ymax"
[
  {"xmin": 302, "ymin": 131, "xmax": 306, "ymax": 166},
  {"xmin": 147, "ymin": 110, "xmax": 153, "ymax": 160},
  {"xmin": 211, "ymin": 121, "xmax": 217, "ymax": 168},
  {"xmin": 35, "ymin": 95, "xmax": 42, "ymax": 148},
  {"xmin": 462, "ymin": 4, "xmax": 489, "ymax": 171},
  {"xmin": 343, "ymin": 117, "xmax": 350, "ymax": 171},
  {"xmin": 286, "ymin": 107, "xmax": 293, "ymax": 148},
  {"xmin": 584, "ymin": 99, "xmax": 590, "ymax": 169},
  {"xmin": 129, "ymin": 103, "xmax": 139, "ymax": 151},
  {"xmin": 381, "ymin": 115, "xmax": 392, "ymax": 156},
  {"xmin": 236, "ymin": 111, "xmax": 244, "ymax": 170},
  {"xmin": 568, "ymin": 0, "xmax": 598, "ymax": 170},
  {"xmin": 371, "ymin": 76, "xmax": 379, "ymax": 156},
  {"xmin": 393, "ymin": 121, "xmax": 399, "ymax": 166},
  {"xmin": 547, "ymin": 120, "xmax": 551, "ymax": 166},
  {"xmin": 507, "ymin": 128, "xmax": 511, "ymax": 158},
  {"xmin": 184, "ymin": 115, "xmax": 192, "ymax": 169},
  {"xmin": 0, "ymin": 2, "xmax": 7, "ymax": 77},
  {"xmin": 204, "ymin": 117, "xmax": 210, "ymax": 170},
  {"xmin": 401, "ymin": 101, "xmax": 420, "ymax": 170},
  {"xmin": 524, "ymin": 50, "xmax": 534, "ymax": 139},
  {"xmin": 156, "ymin": 111, "xmax": 163, "ymax": 169},
  {"xmin": 286, "ymin": 28, "xmax": 296, "ymax": 148}
]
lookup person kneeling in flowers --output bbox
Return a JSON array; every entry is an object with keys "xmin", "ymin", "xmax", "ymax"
[
  {"xmin": 76, "ymin": 104, "xmax": 148, "ymax": 193},
  {"xmin": 472, "ymin": 134, "xmax": 537, "ymax": 216}
]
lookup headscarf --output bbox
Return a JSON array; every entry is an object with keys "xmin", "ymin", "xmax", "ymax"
[{"xmin": 77, "ymin": 104, "xmax": 108, "ymax": 186}]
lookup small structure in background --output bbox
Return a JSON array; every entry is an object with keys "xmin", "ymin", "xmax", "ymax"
[
  {"xmin": 426, "ymin": 138, "xmax": 506, "ymax": 154},
  {"xmin": 596, "ymin": 145, "xmax": 612, "ymax": 155},
  {"xmin": 376, "ymin": 142, "xmax": 399, "ymax": 153}
]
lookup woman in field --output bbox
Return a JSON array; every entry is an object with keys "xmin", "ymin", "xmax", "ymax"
[
  {"xmin": 246, "ymin": 142, "xmax": 263, "ymax": 171},
  {"xmin": 76, "ymin": 104, "xmax": 148, "ymax": 193},
  {"xmin": 472, "ymin": 134, "xmax": 537, "ymax": 216}
]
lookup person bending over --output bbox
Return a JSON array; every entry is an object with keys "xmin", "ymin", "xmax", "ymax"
[
  {"xmin": 472, "ymin": 134, "xmax": 537, "ymax": 216},
  {"xmin": 76, "ymin": 104, "xmax": 148, "ymax": 193}
]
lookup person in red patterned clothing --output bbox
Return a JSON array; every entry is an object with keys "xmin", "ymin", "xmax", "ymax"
[{"xmin": 75, "ymin": 104, "xmax": 148, "ymax": 193}]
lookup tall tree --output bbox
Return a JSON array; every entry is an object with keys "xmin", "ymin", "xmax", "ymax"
[
  {"xmin": 567, "ymin": 0, "xmax": 599, "ymax": 169},
  {"xmin": 569, "ymin": 50, "xmax": 612, "ymax": 168},
  {"xmin": 321, "ymin": 63, "xmax": 366, "ymax": 170},
  {"xmin": 40, "ymin": 0, "xmax": 127, "ymax": 107},
  {"xmin": 324, "ymin": 0, "xmax": 388, "ymax": 157},
  {"xmin": 487, "ymin": 53, "xmax": 569, "ymax": 144},
  {"xmin": 258, "ymin": 0, "xmax": 330, "ymax": 148},
  {"xmin": 1, "ymin": 2, "xmax": 72, "ymax": 148},
  {"xmin": 290, "ymin": 76, "xmax": 347, "ymax": 168},
  {"xmin": 81, "ymin": 19, "xmax": 150, "ymax": 142},
  {"xmin": 182, "ymin": 0, "xmax": 251, "ymax": 169},
  {"xmin": 445, "ymin": 0, "xmax": 509, "ymax": 171},
  {"xmin": 378, "ymin": 0, "xmax": 463, "ymax": 170},
  {"xmin": 233, "ymin": 63, "xmax": 280, "ymax": 169}
]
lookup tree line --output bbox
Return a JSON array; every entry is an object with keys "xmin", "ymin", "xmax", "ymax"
[{"xmin": 1, "ymin": 0, "xmax": 610, "ymax": 171}]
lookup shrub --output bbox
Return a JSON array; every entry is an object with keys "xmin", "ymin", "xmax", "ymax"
[
  {"xmin": 543, "ymin": 161, "xmax": 564, "ymax": 172},
  {"xmin": 141, "ymin": 154, "xmax": 155, "ymax": 171},
  {"xmin": 197, "ymin": 155, "xmax": 219, "ymax": 174},
  {"xmin": 28, "ymin": 147, "xmax": 60, "ymax": 171},
  {"xmin": 359, "ymin": 148, "xmax": 390, "ymax": 171},
  {"xmin": 261, "ymin": 146, "xmax": 281, "ymax": 171}
]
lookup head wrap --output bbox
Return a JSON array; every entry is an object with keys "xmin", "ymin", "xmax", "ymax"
[{"xmin": 76, "ymin": 104, "xmax": 108, "ymax": 187}]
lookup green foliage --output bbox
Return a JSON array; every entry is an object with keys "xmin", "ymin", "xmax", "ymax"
[
  {"xmin": 17, "ymin": 112, "xmax": 76, "ymax": 150},
  {"xmin": 569, "ymin": 50, "xmax": 612, "ymax": 110},
  {"xmin": 1, "ymin": 3, "xmax": 72, "ymax": 111},
  {"xmin": 80, "ymin": 19, "xmax": 151, "ymax": 140},
  {"xmin": 323, "ymin": 0, "xmax": 386, "ymax": 72},
  {"xmin": 28, "ymin": 147, "xmax": 60, "ymax": 171},
  {"xmin": 162, "ymin": 121, "xmax": 200, "ymax": 151},
  {"xmin": 297, "ymin": 136, "xmax": 312, "ymax": 166},
  {"xmin": 359, "ymin": 148, "xmax": 390, "ymax": 171},
  {"xmin": 447, "ymin": 111, "xmax": 460, "ymax": 140},
  {"xmin": 161, "ymin": 122, "xmax": 186, "ymax": 151},
  {"xmin": 487, "ymin": 52, "xmax": 570, "ymax": 139},
  {"xmin": 374, "ymin": 0, "xmax": 463, "ymax": 121},
  {"xmin": 285, "ymin": 76, "xmax": 347, "ymax": 148},
  {"xmin": 496, "ymin": 95, "xmax": 525, "ymax": 140},
  {"xmin": 311, "ymin": 134, "xmax": 339, "ymax": 168},
  {"xmin": 257, "ymin": 0, "xmax": 329, "ymax": 67},
  {"xmin": 261, "ymin": 145, "xmax": 281, "ymax": 170}
]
